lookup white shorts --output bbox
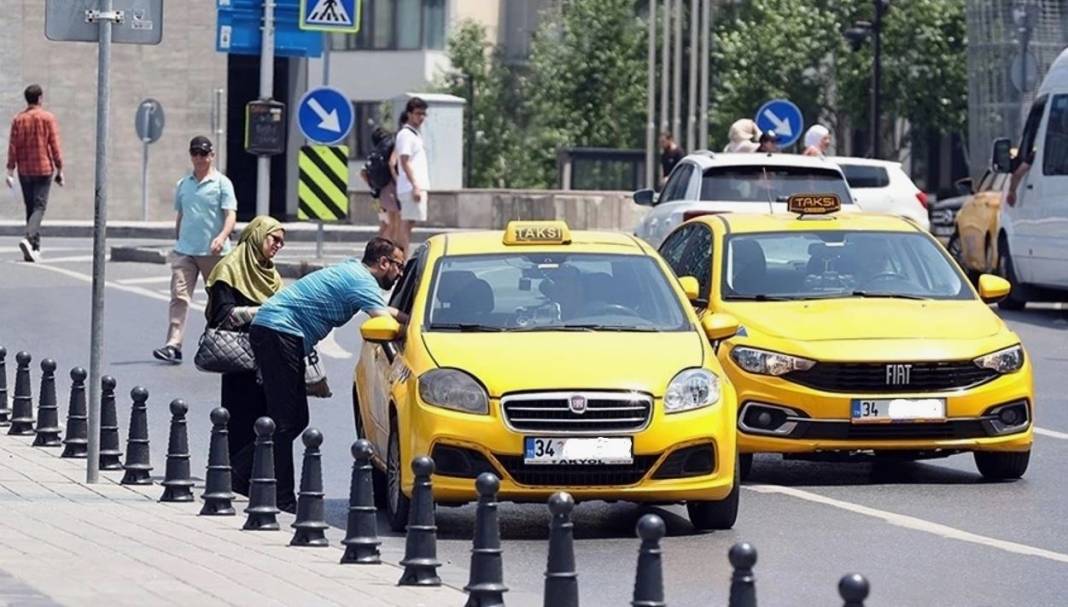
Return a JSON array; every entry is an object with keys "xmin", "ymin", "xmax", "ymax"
[{"xmin": 397, "ymin": 190, "xmax": 428, "ymax": 222}]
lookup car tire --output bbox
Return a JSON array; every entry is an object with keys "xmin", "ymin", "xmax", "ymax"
[
  {"xmin": 686, "ymin": 462, "xmax": 740, "ymax": 531},
  {"xmin": 996, "ymin": 236, "xmax": 1028, "ymax": 311},
  {"xmin": 738, "ymin": 453, "xmax": 754, "ymax": 482},
  {"xmin": 386, "ymin": 418, "xmax": 412, "ymax": 532},
  {"xmin": 974, "ymin": 450, "xmax": 1030, "ymax": 480}
]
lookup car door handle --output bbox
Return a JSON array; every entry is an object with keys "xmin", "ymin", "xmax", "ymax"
[{"xmin": 1026, "ymin": 184, "xmax": 1034, "ymax": 190}]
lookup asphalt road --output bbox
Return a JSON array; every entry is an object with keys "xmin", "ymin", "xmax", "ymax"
[{"xmin": 2, "ymin": 236, "xmax": 1068, "ymax": 606}]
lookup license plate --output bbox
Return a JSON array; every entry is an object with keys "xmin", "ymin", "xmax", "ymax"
[
  {"xmin": 851, "ymin": 398, "xmax": 946, "ymax": 423},
  {"xmin": 523, "ymin": 437, "xmax": 633, "ymax": 465}
]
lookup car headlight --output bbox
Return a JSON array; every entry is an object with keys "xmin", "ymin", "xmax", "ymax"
[
  {"xmin": 418, "ymin": 369, "xmax": 489, "ymax": 414},
  {"xmin": 974, "ymin": 345, "xmax": 1024, "ymax": 374},
  {"xmin": 730, "ymin": 346, "xmax": 815, "ymax": 376},
  {"xmin": 665, "ymin": 368, "xmax": 720, "ymax": 414}
]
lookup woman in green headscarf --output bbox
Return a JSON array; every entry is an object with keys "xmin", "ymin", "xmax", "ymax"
[{"xmin": 204, "ymin": 215, "xmax": 285, "ymax": 496}]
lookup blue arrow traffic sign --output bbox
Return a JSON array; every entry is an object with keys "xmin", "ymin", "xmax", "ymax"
[
  {"xmin": 754, "ymin": 99, "xmax": 804, "ymax": 148},
  {"xmin": 298, "ymin": 86, "xmax": 354, "ymax": 145},
  {"xmin": 300, "ymin": 0, "xmax": 361, "ymax": 32}
]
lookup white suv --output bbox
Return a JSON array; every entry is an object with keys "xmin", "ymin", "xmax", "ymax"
[
  {"xmin": 830, "ymin": 157, "xmax": 930, "ymax": 231},
  {"xmin": 633, "ymin": 152, "xmax": 856, "ymax": 247}
]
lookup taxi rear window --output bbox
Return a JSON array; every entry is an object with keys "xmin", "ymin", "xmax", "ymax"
[
  {"xmin": 700, "ymin": 166, "xmax": 854, "ymax": 205},
  {"xmin": 424, "ymin": 253, "xmax": 690, "ymax": 332}
]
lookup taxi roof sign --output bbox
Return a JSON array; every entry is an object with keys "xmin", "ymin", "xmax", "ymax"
[
  {"xmin": 503, "ymin": 221, "xmax": 572, "ymax": 245},
  {"xmin": 787, "ymin": 193, "xmax": 841, "ymax": 216}
]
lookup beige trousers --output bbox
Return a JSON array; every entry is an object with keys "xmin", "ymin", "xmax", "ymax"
[{"xmin": 165, "ymin": 253, "xmax": 222, "ymax": 348}]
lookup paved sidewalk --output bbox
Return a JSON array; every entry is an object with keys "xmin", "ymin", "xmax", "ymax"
[{"xmin": 0, "ymin": 432, "xmax": 464, "ymax": 606}]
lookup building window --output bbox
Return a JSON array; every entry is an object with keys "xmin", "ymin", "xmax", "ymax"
[
  {"xmin": 349, "ymin": 101, "xmax": 388, "ymax": 160},
  {"xmin": 330, "ymin": 0, "xmax": 446, "ymax": 51}
]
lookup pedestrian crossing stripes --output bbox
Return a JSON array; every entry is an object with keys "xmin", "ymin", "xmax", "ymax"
[
  {"xmin": 300, "ymin": 0, "xmax": 361, "ymax": 33},
  {"xmin": 298, "ymin": 145, "xmax": 349, "ymax": 222}
]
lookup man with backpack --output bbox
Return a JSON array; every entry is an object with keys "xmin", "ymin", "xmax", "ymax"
[
  {"xmin": 152, "ymin": 136, "xmax": 237, "ymax": 364},
  {"xmin": 360, "ymin": 126, "xmax": 399, "ymax": 242}
]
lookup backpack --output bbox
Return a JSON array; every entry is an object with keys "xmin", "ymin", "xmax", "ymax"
[{"xmin": 364, "ymin": 134, "xmax": 395, "ymax": 190}]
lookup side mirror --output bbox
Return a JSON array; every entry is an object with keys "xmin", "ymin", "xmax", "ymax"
[
  {"xmin": 701, "ymin": 313, "xmax": 740, "ymax": 342},
  {"xmin": 977, "ymin": 274, "xmax": 1011, "ymax": 303},
  {"xmin": 633, "ymin": 188, "xmax": 658, "ymax": 206},
  {"xmin": 678, "ymin": 276, "xmax": 702, "ymax": 303},
  {"xmin": 991, "ymin": 138, "xmax": 1013, "ymax": 174},
  {"xmin": 361, "ymin": 315, "xmax": 401, "ymax": 343},
  {"xmin": 954, "ymin": 177, "xmax": 974, "ymax": 196}
]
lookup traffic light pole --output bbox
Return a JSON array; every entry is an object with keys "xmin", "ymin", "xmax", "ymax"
[{"xmin": 256, "ymin": 0, "xmax": 276, "ymax": 217}]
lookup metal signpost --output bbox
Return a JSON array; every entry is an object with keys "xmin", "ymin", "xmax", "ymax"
[
  {"xmin": 135, "ymin": 99, "xmax": 165, "ymax": 221},
  {"xmin": 754, "ymin": 99, "xmax": 804, "ymax": 149},
  {"xmin": 45, "ymin": 0, "xmax": 163, "ymax": 484}
]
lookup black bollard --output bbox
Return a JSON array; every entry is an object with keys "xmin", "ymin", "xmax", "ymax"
[
  {"xmin": 60, "ymin": 368, "xmax": 88, "ymax": 458},
  {"xmin": 159, "ymin": 399, "xmax": 193, "ymax": 502},
  {"xmin": 243, "ymin": 417, "xmax": 280, "ymax": 531},
  {"xmin": 543, "ymin": 492, "xmax": 578, "ymax": 607},
  {"xmin": 200, "ymin": 407, "xmax": 235, "ymax": 516},
  {"xmin": 727, "ymin": 542, "xmax": 757, "ymax": 607},
  {"xmin": 0, "ymin": 347, "xmax": 10, "ymax": 426},
  {"xmin": 340, "ymin": 439, "xmax": 381, "ymax": 564},
  {"xmin": 631, "ymin": 514, "xmax": 666, "ymax": 607},
  {"xmin": 32, "ymin": 359, "xmax": 62, "ymax": 447},
  {"xmin": 464, "ymin": 472, "xmax": 507, "ymax": 607},
  {"xmin": 398, "ymin": 456, "xmax": 441, "ymax": 586},
  {"xmin": 121, "ymin": 387, "xmax": 152, "ymax": 485},
  {"xmin": 8, "ymin": 352, "xmax": 35, "ymax": 436},
  {"xmin": 838, "ymin": 573, "xmax": 870, "ymax": 607},
  {"xmin": 98, "ymin": 376, "xmax": 123, "ymax": 470},
  {"xmin": 290, "ymin": 428, "xmax": 329, "ymax": 547}
]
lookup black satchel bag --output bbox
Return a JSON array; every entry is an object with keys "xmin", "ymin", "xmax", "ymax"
[{"xmin": 194, "ymin": 327, "xmax": 256, "ymax": 374}]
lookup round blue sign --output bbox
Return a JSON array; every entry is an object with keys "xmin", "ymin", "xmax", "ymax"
[
  {"xmin": 754, "ymin": 99, "xmax": 804, "ymax": 148},
  {"xmin": 297, "ymin": 86, "xmax": 354, "ymax": 145}
]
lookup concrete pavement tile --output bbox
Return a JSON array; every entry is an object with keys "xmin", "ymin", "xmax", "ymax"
[{"xmin": 0, "ymin": 482, "xmax": 66, "ymax": 501}]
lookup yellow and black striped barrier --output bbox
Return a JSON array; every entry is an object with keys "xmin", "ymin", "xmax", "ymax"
[{"xmin": 298, "ymin": 145, "xmax": 349, "ymax": 221}]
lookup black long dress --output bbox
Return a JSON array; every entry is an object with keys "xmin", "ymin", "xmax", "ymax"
[{"xmin": 205, "ymin": 282, "xmax": 268, "ymax": 495}]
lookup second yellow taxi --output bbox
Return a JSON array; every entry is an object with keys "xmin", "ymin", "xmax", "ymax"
[
  {"xmin": 354, "ymin": 221, "xmax": 740, "ymax": 531},
  {"xmin": 656, "ymin": 195, "xmax": 1034, "ymax": 480}
]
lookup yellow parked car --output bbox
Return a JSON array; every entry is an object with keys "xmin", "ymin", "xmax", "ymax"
[
  {"xmin": 950, "ymin": 169, "xmax": 1011, "ymax": 278},
  {"xmin": 354, "ymin": 221, "xmax": 741, "ymax": 531},
  {"xmin": 657, "ymin": 195, "xmax": 1034, "ymax": 481}
]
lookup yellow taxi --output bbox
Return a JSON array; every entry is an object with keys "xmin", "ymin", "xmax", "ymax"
[
  {"xmin": 354, "ymin": 221, "xmax": 741, "ymax": 531},
  {"xmin": 656, "ymin": 195, "xmax": 1034, "ymax": 480}
]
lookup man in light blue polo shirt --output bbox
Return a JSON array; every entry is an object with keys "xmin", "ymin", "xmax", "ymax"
[
  {"xmin": 153, "ymin": 136, "xmax": 237, "ymax": 364},
  {"xmin": 249, "ymin": 237, "xmax": 407, "ymax": 511}
]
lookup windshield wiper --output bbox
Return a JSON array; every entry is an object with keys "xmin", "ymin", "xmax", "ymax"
[
  {"xmin": 849, "ymin": 290, "xmax": 929, "ymax": 301},
  {"xmin": 428, "ymin": 323, "xmax": 506, "ymax": 332},
  {"xmin": 726, "ymin": 294, "xmax": 792, "ymax": 301}
]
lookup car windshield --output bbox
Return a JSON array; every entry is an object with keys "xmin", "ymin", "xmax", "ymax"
[
  {"xmin": 425, "ymin": 253, "xmax": 690, "ymax": 332},
  {"xmin": 722, "ymin": 230, "xmax": 971, "ymax": 301},
  {"xmin": 700, "ymin": 166, "xmax": 854, "ymax": 205}
]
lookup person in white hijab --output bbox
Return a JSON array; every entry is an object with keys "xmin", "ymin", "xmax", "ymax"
[
  {"xmin": 803, "ymin": 125, "xmax": 831, "ymax": 157},
  {"xmin": 723, "ymin": 119, "xmax": 761, "ymax": 153}
]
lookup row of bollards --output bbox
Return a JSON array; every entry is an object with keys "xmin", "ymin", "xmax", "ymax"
[{"xmin": 1, "ymin": 348, "xmax": 873, "ymax": 605}]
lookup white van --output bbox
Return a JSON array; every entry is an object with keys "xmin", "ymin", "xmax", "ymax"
[{"xmin": 991, "ymin": 46, "xmax": 1068, "ymax": 309}]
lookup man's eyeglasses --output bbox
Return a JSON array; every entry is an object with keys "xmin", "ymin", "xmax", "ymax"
[
  {"xmin": 383, "ymin": 256, "xmax": 405, "ymax": 269},
  {"xmin": 190, "ymin": 149, "xmax": 210, "ymax": 157}
]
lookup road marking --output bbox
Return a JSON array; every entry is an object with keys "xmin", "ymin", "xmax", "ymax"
[
  {"xmin": 747, "ymin": 484, "xmax": 1068, "ymax": 565},
  {"xmin": 1035, "ymin": 427, "xmax": 1068, "ymax": 440},
  {"xmin": 12, "ymin": 261, "xmax": 205, "ymax": 312},
  {"xmin": 317, "ymin": 329, "xmax": 353, "ymax": 359},
  {"xmin": 39, "ymin": 255, "xmax": 94, "ymax": 263},
  {"xmin": 116, "ymin": 276, "xmax": 172, "ymax": 285}
]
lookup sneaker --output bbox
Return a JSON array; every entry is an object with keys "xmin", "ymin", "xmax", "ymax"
[
  {"xmin": 18, "ymin": 239, "xmax": 37, "ymax": 262},
  {"xmin": 152, "ymin": 345, "xmax": 183, "ymax": 364}
]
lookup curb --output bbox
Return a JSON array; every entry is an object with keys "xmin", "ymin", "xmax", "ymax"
[{"xmin": 110, "ymin": 246, "xmax": 326, "ymax": 279}]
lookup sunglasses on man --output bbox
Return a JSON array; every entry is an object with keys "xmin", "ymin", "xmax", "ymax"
[{"xmin": 190, "ymin": 149, "xmax": 211, "ymax": 157}]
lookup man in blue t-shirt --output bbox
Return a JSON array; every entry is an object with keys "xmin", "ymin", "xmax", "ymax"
[{"xmin": 249, "ymin": 237, "xmax": 406, "ymax": 511}]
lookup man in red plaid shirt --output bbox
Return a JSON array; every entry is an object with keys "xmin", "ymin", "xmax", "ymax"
[{"xmin": 5, "ymin": 84, "xmax": 64, "ymax": 262}]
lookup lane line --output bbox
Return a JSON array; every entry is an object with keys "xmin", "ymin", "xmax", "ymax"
[
  {"xmin": 746, "ymin": 484, "xmax": 1068, "ymax": 565},
  {"xmin": 39, "ymin": 255, "xmax": 94, "ymax": 263},
  {"xmin": 12, "ymin": 261, "xmax": 205, "ymax": 312},
  {"xmin": 115, "ymin": 276, "xmax": 172, "ymax": 285},
  {"xmin": 1035, "ymin": 427, "xmax": 1068, "ymax": 440}
]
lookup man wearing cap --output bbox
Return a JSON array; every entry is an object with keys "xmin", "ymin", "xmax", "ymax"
[{"xmin": 153, "ymin": 136, "xmax": 237, "ymax": 364}]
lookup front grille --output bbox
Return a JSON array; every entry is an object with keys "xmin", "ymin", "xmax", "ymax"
[
  {"xmin": 496, "ymin": 455, "xmax": 658, "ymax": 486},
  {"xmin": 501, "ymin": 391, "xmax": 653, "ymax": 433},
  {"xmin": 792, "ymin": 419, "xmax": 990, "ymax": 440},
  {"xmin": 784, "ymin": 361, "xmax": 999, "ymax": 394}
]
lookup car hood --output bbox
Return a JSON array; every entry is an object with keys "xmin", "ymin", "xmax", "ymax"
[
  {"xmin": 421, "ymin": 330, "xmax": 706, "ymax": 397},
  {"xmin": 724, "ymin": 299, "xmax": 1004, "ymax": 342}
]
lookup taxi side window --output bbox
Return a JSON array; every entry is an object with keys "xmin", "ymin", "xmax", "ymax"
[
  {"xmin": 659, "ymin": 224, "xmax": 713, "ymax": 299},
  {"xmin": 661, "ymin": 163, "xmax": 694, "ymax": 203},
  {"xmin": 389, "ymin": 248, "xmax": 425, "ymax": 317}
]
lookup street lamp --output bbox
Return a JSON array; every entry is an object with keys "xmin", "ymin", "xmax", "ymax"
[{"xmin": 844, "ymin": 0, "xmax": 888, "ymax": 159}]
